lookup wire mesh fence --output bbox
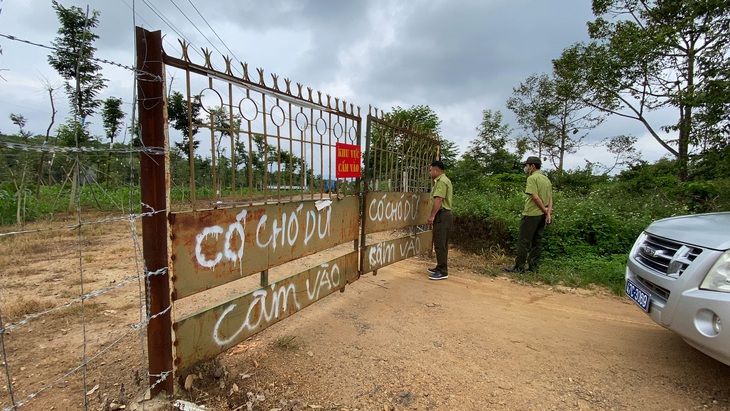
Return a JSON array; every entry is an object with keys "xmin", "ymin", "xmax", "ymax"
[
  {"xmin": 0, "ymin": 207, "xmax": 167, "ymax": 410},
  {"xmin": 0, "ymin": 28, "xmax": 168, "ymax": 411}
]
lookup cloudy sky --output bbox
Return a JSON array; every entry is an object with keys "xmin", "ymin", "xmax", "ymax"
[{"xmin": 0, "ymin": 0, "xmax": 674, "ymax": 171}]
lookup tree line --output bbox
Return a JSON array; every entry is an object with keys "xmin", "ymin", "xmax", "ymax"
[
  {"xmin": 434, "ymin": 0, "xmax": 728, "ymax": 185},
  {"xmin": 1, "ymin": 0, "xmax": 728, "ymax": 226}
]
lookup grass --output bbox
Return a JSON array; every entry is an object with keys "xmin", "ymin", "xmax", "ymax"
[
  {"xmin": 1, "ymin": 295, "xmax": 105, "ymax": 324},
  {"xmin": 57, "ymin": 289, "xmax": 77, "ymax": 299},
  {"xmin": 64, "ymin": 301, "xmax": 103, "ymax": 319},
  {"xmin": 539, "ymin": 255, "xmax": 628, "ymax": 295},
  {"xmin": 67, "ymin": 274, "xmax": 99, "ymax": 287},
  {"xmin": 273, "ymin": 335, "xmax": 300, "ymax": 350},
  {"xmin": 2, "ymin": 297, "xmax": 56, "ymax": 322},
  {"xmin": 448, "ymin": 246, "xmax": 628, "ymax": 296}
]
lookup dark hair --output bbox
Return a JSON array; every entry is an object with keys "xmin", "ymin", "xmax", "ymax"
[{"xmin": 430, "ymin": 160, "xmax": 445, "ymax": 170}]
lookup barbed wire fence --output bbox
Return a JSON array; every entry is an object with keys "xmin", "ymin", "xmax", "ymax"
[{"xmin": 0, "ymin": 30, "xmax": 171, "ymax": 411}]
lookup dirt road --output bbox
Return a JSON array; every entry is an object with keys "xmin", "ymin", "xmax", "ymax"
[
  {"xmin": 3, "ymin": 218, "xmax": 729, "ymax": 410},
  {"xmin": 184, "ymin": 250, "xmax": 730, "ymax": 411}
]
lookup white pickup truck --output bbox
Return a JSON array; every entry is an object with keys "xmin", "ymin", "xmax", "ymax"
[{"xmin": 625, "ymin": 212, "xmax": 730, "ymax": 365}]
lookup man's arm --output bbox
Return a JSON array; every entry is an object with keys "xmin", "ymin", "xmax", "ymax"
[
  {"xmin": 530, "ymin": 193, "xmax": 551, "ymax": 223},
  {"xmin": 428, "ymin": 196, "xmax": 443, "ymax": 225},
  {"xmin": 546, "ymin": 198, "xmax": 553, "ymax": 224}
]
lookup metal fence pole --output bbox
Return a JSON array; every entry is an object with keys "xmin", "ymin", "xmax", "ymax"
[{"xmin": 136, "ymin": 27, "xmax": 174, "ymax": 396}]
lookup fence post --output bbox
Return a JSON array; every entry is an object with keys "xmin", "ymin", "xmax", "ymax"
[{"xmin": 136, "ymin": 27, "xmax": 174, "ymax": 396}]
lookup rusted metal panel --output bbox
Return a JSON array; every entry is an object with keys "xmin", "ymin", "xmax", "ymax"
[
  {"xmin": 170, "ymin": 196, "xmax": 359, "ymax": 300},
  {"xmin": 361, "ymin": 230, "xmax": 432, "ymax": 273},
  {"xmin": 174, "ymin": 250, "xmax": 358, "ymax": 371},
  {"xmin": 363, "ymin": 191, "xmax": 431, "ymax": 234}
]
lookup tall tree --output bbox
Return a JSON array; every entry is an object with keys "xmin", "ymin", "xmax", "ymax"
[
  {"xmin": 600, "ymin": 134, "xmax": 642, "ymax": 174},
  {"xmin": 553, "ymin": 0, "xmax": 730, "ymax": 181},
  {"xmin": 465, "ymin": 110, "xmax": 520, "ymax": 175},
  {"xmin": 9, "ymin": 114, "xmax": 33, "ymax": 224},
  {"xmin": 507, "ymin": 74, "xmax": 556, "ymax": 160},
  {"xmin": 251, "ymin": 134, "xmax": 269, "ymax": 187},
  {"xmin": 101, "ymin": 97, "xmax": 125, "ymax": 186},
  {"xmin": 390, "ymin": 104, "xmax": 443, "ymax": 165},
  {"xmin": 47, "ymin": 1, "xmax": 106, "ymax": 123},
  {"xmin": 208, "ymin": 106, "xmax": 243, "ymax": 194},
  {"xmin": 438, "ymin": 139, "xmax": 460, "ymax": 171},
  {"xmin": 35, "ymin": 78, "xmax": 60, "ymax": 196},
  {"xmin": 390, "ymin": 105, "xmax": 442, "ymax": 136},
  {"xmin": 367, "ymin": 105, "xmax": 442, "ymax": 189},
  {"xmin": 47, "ymin": 1, "xmax": 106, "ymax": 212},
  {"xmin": 168, "ymin": 91, "xmax": 203, "ymax": 160},
  {"xmin": 508, "ymin": 72, "xmax": 604, "ymax": 171},
  {"xmin": 101, "ymin": 97, "xmax": 125, "ymax": 146},
  {"xmin": 10, "ymin": 114, "xmax": 31, "ymax": 138}
]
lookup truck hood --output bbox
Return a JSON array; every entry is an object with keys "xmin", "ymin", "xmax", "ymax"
[{"xmin": 646, "ymin": 212, "xmax": 730, "ymax": 251}]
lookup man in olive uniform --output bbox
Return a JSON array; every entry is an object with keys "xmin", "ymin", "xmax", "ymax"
[
  {"xmin": 505, "ymin": 156, "xmax": 552, "ymax": 273},
  {"xmin": 427, "ymin": 160, "xmax": 453, "ymax": 280}
]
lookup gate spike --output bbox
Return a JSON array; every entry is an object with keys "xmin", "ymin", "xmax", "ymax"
[
  {"xmin": 202, "ymin": 47, "xmax": 213, "ymax": 69},
  {"xmin": 223, "ymin": 55, "xmax": 233, "ymax": 76},
  {"xmin": 178, "ymin": 39, "xmax": 191, "ymax": 62},
  {"xmin": 257, "ymin": 68, "xmax": 266, "ymax": 86},
  {"xmin": 271, "ymin": 73, "xmax": 280, "ymax": 91},
  {"xmin": 241, "ymin": 62, "xmax": 250, "ymax": 82}
]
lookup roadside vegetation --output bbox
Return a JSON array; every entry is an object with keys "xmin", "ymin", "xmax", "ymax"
[{"xmin": 449, "ymin": 157, "xmax": 730, "ymax": 295}]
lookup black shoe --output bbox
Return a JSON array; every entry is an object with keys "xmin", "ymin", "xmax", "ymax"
[
  {"xmin": 427, "ymin": 267, "xmax": 438, "ymax": 274},
  {"xmin": 504, "ymin": 266, "xmax": 524, "ymax": 274},
  {"xmin": 428, "ymin": 271, "xmax": 448, "ymax": 280}
]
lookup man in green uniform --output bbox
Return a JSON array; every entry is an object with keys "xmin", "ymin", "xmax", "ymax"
[
  {"xmin": 427, "ymin": 160, "xmax": 453, "ymax": 280},
  {"xmin": 505, "ymin": 156, "xmax": 552, "ymax": 273}
]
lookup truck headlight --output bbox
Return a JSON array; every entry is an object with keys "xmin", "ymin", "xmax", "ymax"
[{"xmin": 700, "ymin": 251, "xmax": 730, "ymax": 292}]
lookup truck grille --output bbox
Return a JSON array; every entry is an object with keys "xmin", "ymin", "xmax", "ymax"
[
  {"xmin": 635, "ymin": 235, "xmax": 702, "ymax": 277},
  {"xmin": 636, "ymin": 276, "xmax": 670, "ymax": 301}
]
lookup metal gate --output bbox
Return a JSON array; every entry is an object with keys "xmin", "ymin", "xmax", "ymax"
[
  {"xmin": 360, "ymin": 112, "xmax": 440, "ymax": 274},
  {"xmin": 136, "ymin": 27, "xmax": 439, "ymax": 395}
]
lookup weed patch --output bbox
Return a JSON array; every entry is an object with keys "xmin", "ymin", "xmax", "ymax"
[
  {"xmin": 2, "ymin": 297, "xmax": 56, "ymax": 322},
  {"xmin": 273, "ymin": 335, "xmax": 300, "ymax": 350}
]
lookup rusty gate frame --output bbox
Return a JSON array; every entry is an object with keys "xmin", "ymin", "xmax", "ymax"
[
  {"xmin": 359, "ymin": 112, "xmax": 441, "ymax": 275},
  {"xmin": 136, "ymin": 27, "xmax": 440, "ymax": 396}
]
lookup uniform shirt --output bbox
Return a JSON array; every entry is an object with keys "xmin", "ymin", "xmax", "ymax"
[
  {"xmin": 523, "ymin": 170, "xmax": 552, "ymax": 216},
  {"xmin": 432, "ymin": 173, "xmax": 453, "ymax": 211}
]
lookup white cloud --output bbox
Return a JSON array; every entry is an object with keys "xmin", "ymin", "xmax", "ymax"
[{"xmin": 0, "ymin": 0, "xmax": 680, "ymax": 169}]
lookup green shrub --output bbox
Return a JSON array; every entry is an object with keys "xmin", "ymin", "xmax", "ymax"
[{"xmin": 451, "ymin": 173, "xmax": 688, "ymax": 293}]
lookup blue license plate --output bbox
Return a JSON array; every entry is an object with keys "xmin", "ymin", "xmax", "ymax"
[{"xmin": 626, "ymin": 278, "xmax": 650, "ymax": 311}]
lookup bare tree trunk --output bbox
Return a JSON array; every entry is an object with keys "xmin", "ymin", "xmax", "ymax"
[
  {"xmin": 16, "ymin": 168, "xmax": 26, "ymax": 225},
  {"xmin": 37, "ymin": 83, "xmax": 58, "ymax": 198},
  {"xmin": 68, "ymin": 160, "xmax": 78, "ymax": 213},
  {"xmin": 106, "ymin": 136, "xmax": 113, "ymax": 188}
]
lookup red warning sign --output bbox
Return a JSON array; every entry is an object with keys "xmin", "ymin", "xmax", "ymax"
[{"xmin": 335, "ymin": 143, "xmax": 361, "ymax": 179}]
